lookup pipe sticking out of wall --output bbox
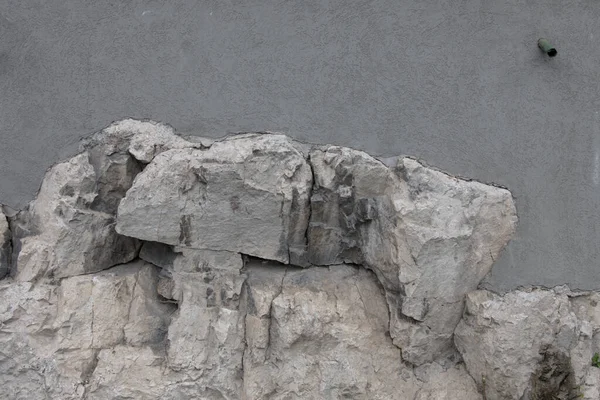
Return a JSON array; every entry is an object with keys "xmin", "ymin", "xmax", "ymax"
[{"xmin": 538, "ymin": 38, "xmax": 557, "ymax": 57}]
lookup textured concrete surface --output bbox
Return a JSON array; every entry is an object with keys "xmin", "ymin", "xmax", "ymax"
[{"xmin": 1, "ymin": 0, "xmax": 600, "ymax": 291}]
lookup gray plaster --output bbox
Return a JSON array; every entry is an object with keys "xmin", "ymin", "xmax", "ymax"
[{"xmin": 1, "ymin": 0, "xmax": 600, "ymax": 292}]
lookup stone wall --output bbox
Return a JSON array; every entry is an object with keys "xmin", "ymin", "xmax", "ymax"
[{"xmin": 1, "ymin": 120, "xmax": 598, "ymax": 399}]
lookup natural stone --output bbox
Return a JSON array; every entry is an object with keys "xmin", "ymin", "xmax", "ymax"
[
  {"xmin": 241, "ymin": 263, "xmax": 422, "ymax": 399},
  {"xmin": 454, "ymin": 287, "xmax": 600, "ymax": 400},
  {"xmin": 0, "ymin": 260, "xmax": 176, "ymax": 399},
  {"xmin": 126, "ymin": 120, "xmax": 200, "ymax": 163},
  {"xmin": 117, "ymin": 134, "xmax": 313, "ymax": 264},
  {"xmin": 54, "ymin": 260, "xmax": 174, "ymax": 350},
  {"xmin": 85, "ymin": 345, "xmax": 170, "ymax": 399},
  {"xmin": 308, "ymin": 146, "xmax": 517, "ymax": 365},
  {"xmin": 11, "ymin": 152, "xmax": 140, "ymax": 281},
  {"xmin": 166, "ymin": 249, "xmax": 246, "ymax": 398},
  {"xmin": 413, "ymin": 362, "xmax": 481, "ymax": 400},
  {"xmin": 81, "ymin": 118, "xmax": 201, "ymax": 165},
  {"xmin": 0, "ymin": 119, "xmax": 539, "ymax": 399},
  {"xmin": 139, "ymin": 241, "xmax": 178, "ymax": 271},
  {"xmin": 0, "ymin": 280, "xmax": 60, "ymax": 399}
]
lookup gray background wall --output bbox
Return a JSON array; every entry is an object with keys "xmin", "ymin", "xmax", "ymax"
[{"xmin": 1, "ymin": 0, "xmax": 599, "ymax": 292}]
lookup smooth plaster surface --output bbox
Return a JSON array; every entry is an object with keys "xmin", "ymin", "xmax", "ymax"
[{"xmin": 1, "ymin": 0, "xmax": 600, "ymax": 291}]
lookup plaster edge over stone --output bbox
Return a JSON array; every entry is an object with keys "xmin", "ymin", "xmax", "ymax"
[{"xmin": 14, "ymin": 119, "xmax": 592, "ymax": 400}]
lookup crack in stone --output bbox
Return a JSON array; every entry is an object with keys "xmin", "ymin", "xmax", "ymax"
[
  {"xmin": 2, "ymin": 212, "xmax": 13, "ymax": 279},
  {"xmin": 353, "ymin": 277, "xmax": 369, "ymax": 319},
  {"xmin": 304, "ymin": 153, "xmax": 315, "ymax": 265},
  {"xmin": 123, "ymin": 271, "xmax": 140, "ymax": 345},
  {"xmin": 90, "ymin": 279, "xmax": 95, "ymax": 349},
  {"xmin": 265, "ymin": 266, "xmax": 288, "ymax": 361},
  {"xmin": 81, "ymin": 349, "xmax": 100, "ymax": 399}
]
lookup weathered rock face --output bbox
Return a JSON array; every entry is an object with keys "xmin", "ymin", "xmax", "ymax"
[
  {"xmin": 240, "ymin": 263, "xmax": 482, "ymax": 400},
  {"xmin": 116, "ymin": 134, "xmax": 313, "ymax": 265},
  {"xmin": 455, "ymin": 287, "xmax": 600, "ymax": 400},
  {"xmin": 9, "ymin": 152, "xmax": 140, "ymax": 281},
  {"xmin": 0, "ymin": 261, "xmax": 173, "ymax": 400},
  {"xmin": 55, "ymin": 260, "xmax": 174, "ymax": 350},
  {"xmin": 165, "ymin": 249, "xmax": 247, "ymax": 398},
  {"xmin": 11, "ymin": 118, "xmax": 598, "ymax": 400},
  {"xmin": 242, "ymin": 263, "xmax": 421, "ymax": 399},
  {"xmin": 308, "ymin": 146, "xmax": 517, "ymax": 364}
]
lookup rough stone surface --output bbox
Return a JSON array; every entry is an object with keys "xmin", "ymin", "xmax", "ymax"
[
  {"xmin": 55, "ymin": 260, "xmax": 174, "ymax": 350},
  {"xmin": 241, "ymin": 261, "xmax": 481, "ymax": 400},
  {"xmin": 15, "ymin": 119, "xmax": 598, "ymax": 399},
  {"xmin": 0, "ymin": 210, "xmax": 10, "ymax": 279},
  {"xmin": 81, "ymin": 118, "xmax": 201, "ymax": 164},
  {"xmin": 10, "ymin": 152, "xmax": 140, "ymax": 281},
  {"xmin": 455, "ymin": 287, "xmax": 600, "ymax": 400},
  {"xmin": 308, "ymin": 146, "xmax": 517, "ymax": 364},
  {"xmin": 166, "ymin": 249, "xmax": 246, "ymax": 398},
  {"xmin": 244, "ymin": 263, "xmax": 411, "ymax": 399},
  {"xmin": 0, "ymin": 280, "xmax": 60, "ymax": 399},
  {"xmin": 413, "ymin": 362, "xmax": 482, "ymax": 400},
  {"xmin": 0, "ymin": 262, "xmax": 176, "ymax": 399},
  {"xmin": 139, "ymin": 241, "xmax": 178, "ymax": 271},
  {"xmin": 117, "ymin": 134, "xmax": 313, "ymax": 264}
]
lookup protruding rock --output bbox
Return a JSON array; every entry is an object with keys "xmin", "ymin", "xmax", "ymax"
[
  {"xmin": 413, "ymin": 362, "xmax": 481, "ymax": 400},
  {"xmin": 82, "ymin": 118, "xmax": 200, "ymax": 164},
  {"xmin": 80, "ymin": 120, "xmax": 148, "ymax": 214},
  {"xmin": 124, "ymin": 119, "xmax": 206, "ymax": 163},
  {"xmin": 308, "ymin": 146, "xmax": 517, "ymax": 365},
  {"xmin": 11, "ymin": 153, "xmax": 140, "ymax": 281},
  {"xmin": 117, "ymin": 134, "xmax": 313, "ymax": 264},
  {"xmin": 0, "ymin": 120, "xmax": 532, "ymax": 398}
]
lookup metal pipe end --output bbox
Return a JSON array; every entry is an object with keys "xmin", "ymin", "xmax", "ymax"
[{"xmin": 538, "ymin": 38, "xmax": 557, "ymax": 57}]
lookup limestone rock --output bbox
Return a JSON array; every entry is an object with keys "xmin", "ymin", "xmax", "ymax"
[
  {"xmin": 413, "ymin": 363, "xmax": 481, "ymax": 400},
  {"xmin": 0, "ymin": 210, "xmax": 10, "ymax": 279},
  {"xmin": 82, "ymin": 125, "xmax": 143, "ymax": 214},
  {"xmin": 54, "ymin": 260, "xmax": 174, "ymax": 350},
  {"xmin": 85, "ymin": 344, "xmax": 239, "ymax": 400},
  {"xmin": 166, "ymin": 249, "xmax": 246, "ymax": 398},
  {"xmin": 569, "ymin": 292, "xmax": 600, "ymax": 400},
  {"xmin": 82, "ymin": 118, "xmax": 196, "ymax": 162},
  {"xmin": 85, "ymin": 345, "xmax": 170, "ymax": 400},
  {"xmin": 11, "ymin": 152, "xmax": 140, "ymax": 281},
  {"xmin": 121, "ymin": 119, "xmax": 207, "ymax": 163},
  {"xmin": 10, "ymin": 120, "xmax": 173, "ymax": 283},
  {"xmin": 454, "ymin": 288, "xmax": 582, "ymax": 400},
  {"xmin": 0, "ymin": 280, "xmax": 60, "ymax": 399},
  {"xmin": 139, "ymin": 241, "xmax": 177, "ymax": 271},
  {"xmin": 308, "ymin": 146, "xmax": 517, "ymax": 365},
  {"xmin": 0, "ymin": 261, "xmax": 176, "ymax": 400},
  {"xmin": 0, "ymin": 120, "xmax": 534, "ymax": 399},
  {"xmin": 241, "ymin": 263, "xmax": 422, "ymax": 400},
  {"xmin": 117, "ymin": 134, "xmax": 313, "ymax": 264}
]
